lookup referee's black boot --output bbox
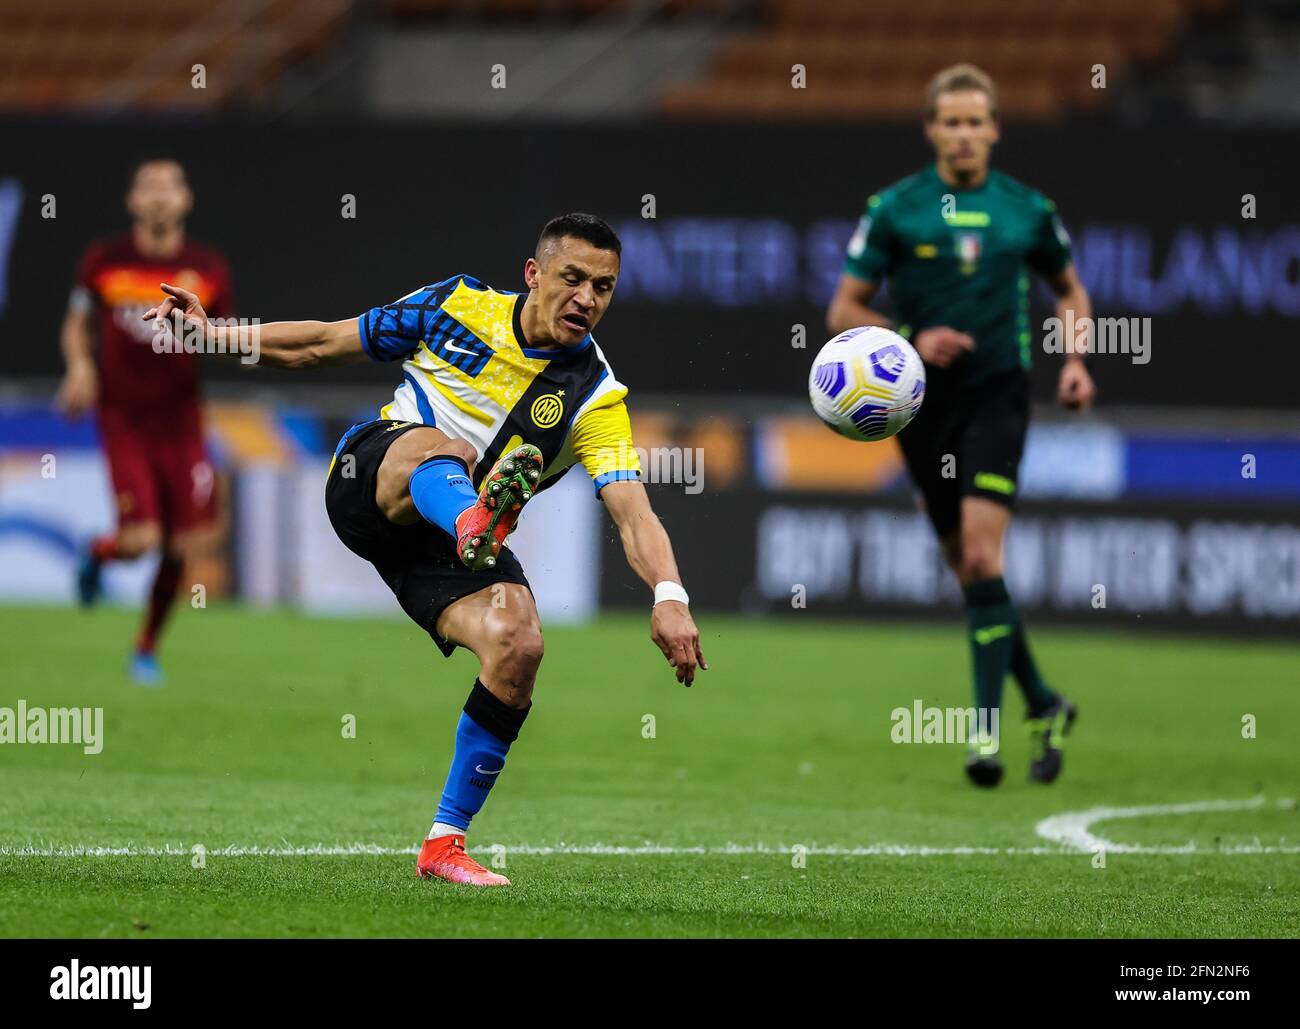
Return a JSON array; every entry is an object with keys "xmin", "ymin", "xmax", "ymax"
[
  {"xmin": 1027, "ymin": 698, "xmax": 1077, "ymax": 784},
  {"xmin": 964, "ymin": 738, "xmax": 1003, "ymax": 788}
]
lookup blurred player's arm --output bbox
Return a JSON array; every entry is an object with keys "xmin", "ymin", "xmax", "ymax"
[
  {"xmin": 827, "ymin": 195, "xmax": 972, "ymax": 367},
  {"xmin": 1045, "ymin": 263, "xmax": 1096, "ymax": 410},
  {"xmin": 572, "ymin": 400, "xmax": 707, "ymax": 686},
  {"xmin": 826, "ymin": 275, "xmax": 891, "ymax": 335},
  {"xmin": 827, "ymin": 275, "xmax": 973, "ymax": 369},
  {"xmin": 55, "ymin": 296, "xmax": 97, "ymax": 418},
  {"xmin": 144, "ymin": 283, "xmax": 365, "ymax": 368},
  {"xmin": 56, "ymin": 246, "xmax": 102, "ymax": 417},
  {"xmin": 1030, "ymin": 198, "xmax": 1095, "ymax": 410}
]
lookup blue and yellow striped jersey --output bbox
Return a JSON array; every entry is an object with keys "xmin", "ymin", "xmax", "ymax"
[{"xmin": 358, "ymin": 274, "xmax": 641, "ymax": 495}]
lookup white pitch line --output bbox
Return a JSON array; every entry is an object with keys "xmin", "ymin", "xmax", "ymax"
[
  {"xmin": 2, "ymin": 796, "xmax": 1294, "ymax": 860},
  {"xmin": 2, "ymin": 832, "xmax": 1297, "ymax": 860},
  {"xmin": 2, "ymin": 842, "xmax": 1295, "ymax": 857},
  {"xmin": 1034, "ymin": 796, "xmax": 1298, "ymax": 854},
  {"xmin": 0, "ymin": 842, "xmax": 1070, "ymax": 858}
]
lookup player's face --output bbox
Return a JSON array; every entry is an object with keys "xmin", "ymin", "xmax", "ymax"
[
  {"xmin": 925, "ymin": 91, "xmax": 999, "ymax": 179},
  {"xmin": 524, "ymin": 237, "xmax": 619, "ymax": 346},
  {"xmin": 127, "ymin": 161, "xmax": 192, "ymax": 229}
]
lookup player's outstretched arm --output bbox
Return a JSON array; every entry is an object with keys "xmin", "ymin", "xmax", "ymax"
[
  {"xmin": 600, "ymin": 479, "xmax": 708, "ymax": 687},
  {"xmin": 143, "ymin": 282, "xmax": 367, "ymax": 369}
]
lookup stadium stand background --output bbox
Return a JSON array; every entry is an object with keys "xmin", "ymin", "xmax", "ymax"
[
  {"xmin": 1, "ymin": 0, "xmax": 1297, "ymax": 632},
  {"xmin": 3, "ymin": 0, "xmax": 1298, "ymax": 120}
]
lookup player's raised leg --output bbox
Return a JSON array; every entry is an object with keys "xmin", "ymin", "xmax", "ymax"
[
  {"xmin": 380, "ymin": 426, "xmax": 543, "ymax": 570},
  {"xmin": 415, "ymin": 582, "xmax": 543, "ymax": 887},
  {"xmin": 374, "ymin": 425, "xmax": 472, "ymax": 526},
  {"xmin": 448, "ymin": 443, "xmax": 543, "ymax": 570}
]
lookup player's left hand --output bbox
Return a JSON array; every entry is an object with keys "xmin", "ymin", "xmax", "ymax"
[
  {"xmin": 651, "ymin": 601, "xmax": 708, "ymax": 687},
  {"xmin": 54, "ymin": 363, "xmax": 97, "ymax": 419},
  {"xmin": 1057, "ymin": 360, "xmax": 1096, "ymax": 410},
  {"xmin": 143, "ymin": 282, "xmax": 210, "ymax": 338}
]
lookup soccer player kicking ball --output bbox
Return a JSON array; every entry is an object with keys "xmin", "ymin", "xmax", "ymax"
[
  {"xmin": 56, "ymin": 158, "xmax": 233, "ymax": 686},
  {"xmin": 145, "ymin": 214, "xmax": 707, "ymax": 885},
  {"xmin": 826, "ymin": 65, "xmax": 1096, "ymax": 787}
]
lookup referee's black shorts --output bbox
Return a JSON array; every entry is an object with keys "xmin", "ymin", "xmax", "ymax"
[
  {"xmin": 897, "ymin": 369, "xmax": 1030, "ymax": 539},
  {"xmin": 324, "ymin": 419, "xmax": 531, "ymax": 657}
]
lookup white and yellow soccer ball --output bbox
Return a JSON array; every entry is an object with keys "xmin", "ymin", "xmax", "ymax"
[{"xmin": 808, "ymin": 326, "xmax": 926, "ymax": 442}]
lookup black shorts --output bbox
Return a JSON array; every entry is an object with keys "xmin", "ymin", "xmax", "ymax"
[
  {"xmin": 897, "ymin": 370, "xmax": 1030, "ymax": 538},
  {"xmin": 324, "ymin": 419, "xmax": 531, "ymax": 657}
]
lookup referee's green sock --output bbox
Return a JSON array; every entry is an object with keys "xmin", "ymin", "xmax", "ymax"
[
  {"xmin": 1010, "ymin": 620, "xmax": 1058, "ymax": 717},
  {"xmin": 962, "ymin": 577, "xmax": 1018, "ymax": 722},
  {"xmin": 964, "ymin": 576, "xmax": 1058, "ymax": 718}
]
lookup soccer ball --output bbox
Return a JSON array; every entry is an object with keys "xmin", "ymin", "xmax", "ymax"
[{"xmin": 808, "ymin": 326, "xmax": 926, "ymax": 442}]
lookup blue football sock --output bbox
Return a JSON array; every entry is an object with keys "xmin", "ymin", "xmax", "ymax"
[
  {"xmin": 408, "ymin": 455, "xmax": 477, "ymax": 538},
  {"xmin": 433, "ymin": 680, "xmax": 530, "ymax": 832}
]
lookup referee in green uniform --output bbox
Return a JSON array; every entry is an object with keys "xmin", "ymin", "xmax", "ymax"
[{"xmin": 827, "ymin": 64, "xmax": 1096, "ymax": 787}]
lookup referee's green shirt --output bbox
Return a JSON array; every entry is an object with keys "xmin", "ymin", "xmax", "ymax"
[{"xmin": 843, "ymin": 164, "xmax": 1073, "ymax": 389}]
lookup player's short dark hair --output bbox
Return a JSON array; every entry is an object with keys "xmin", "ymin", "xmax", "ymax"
[
  {"xmin": 129, "ymin": 156, "xmax": 187, "ymax": 188},
  {"xmin": 924, "ymin": 64, "xmax": 998, "ymax": 121},
  {"xmin": 536, "ymin": 213, "xmax": 621, "ymax": 261}
]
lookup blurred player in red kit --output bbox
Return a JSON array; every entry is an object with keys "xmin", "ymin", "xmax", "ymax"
[{"xmin": 55, "ymin": 158, "xmax": 232, "ymax": 685}]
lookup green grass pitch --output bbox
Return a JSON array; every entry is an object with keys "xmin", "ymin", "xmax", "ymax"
[{"xmin": 1, "ymin": 602, "xmax": 1296, "ymax": 938}]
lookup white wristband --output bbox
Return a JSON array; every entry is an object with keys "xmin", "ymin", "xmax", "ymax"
[{"xmin": 653, "ymin": 581, "xmax": 689, "ymax": 607}]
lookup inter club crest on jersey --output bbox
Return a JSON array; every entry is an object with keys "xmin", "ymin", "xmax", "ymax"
[{"xmin": 955, "ymin": 232, "xmax": 981, "ymax": 275}]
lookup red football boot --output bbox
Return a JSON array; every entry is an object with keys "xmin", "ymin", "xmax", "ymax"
[
  {"xmin": 416, "ymin": 834, "xmax": 511, "ymax": 886},
  {"xmin": 454, "ymin": 444, "xmax": 543, "ymax": 570}
]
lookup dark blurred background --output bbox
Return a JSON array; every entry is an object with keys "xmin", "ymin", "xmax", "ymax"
[{"xmin": 1, "ymin": 0, "xmax": 1297, "ymax": 632}]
